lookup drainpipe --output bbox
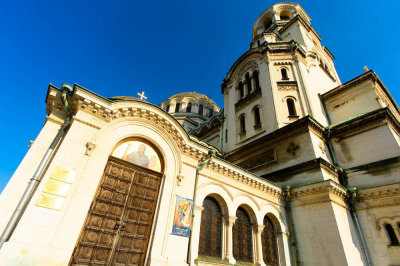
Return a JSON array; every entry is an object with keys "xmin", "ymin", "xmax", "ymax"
[
  {"xmin": 285, "ymin": 186, "xmax": 299, "ymax": 266},
  {"xmin": 347, "ymin": 188, "xmax": 373, "ymax": 266},
  {"xmin": 219, "ymin": 115, "xmax": 225, "ymax": 154},
  {"xmin": 0, "ymin": 84, "xmax": 73, "ymax": 249},
  {"xmin": 187, "ymin": 149, "xmax": 216, "ymax": 265}
]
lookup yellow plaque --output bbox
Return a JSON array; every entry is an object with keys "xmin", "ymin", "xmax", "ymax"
[
  {"xmin": 36, "ymin": 193, "xmax": 64, "ymax": 210},
  {"xmin": 42, "ymin": 179, "xmax": 71, "ymax": 197},
  {"xmin": 50, "ymin": 166, "xmax": 75, "ymax": 183}
]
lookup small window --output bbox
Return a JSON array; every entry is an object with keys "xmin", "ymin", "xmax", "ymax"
[
  {"xmin": 166, "ymin": 105, "xmax": 170, "ymax": 112},
  {"xmin": 246, "ymin": 73, "xmax": 252, "ymax": 93},
  {"xmin": 225, "ymin": 129, "xmax": 228, "ymax": 143},
  {"xmin": 280, "ymin": 15, "xmax": 290, "ymax": 20},
  {"xmin": 175, "ymin": 103, "xmax": 181, "ymax": 113},
  {"xmin": 209, "ymin": 109, "xmax": 214, "ymax": 117},
  {"xmin": 186, "ymin": 102, "xmax": 192, "ymax": 113},
  {"xmin": 254, "ymin": 106, "xmax": 261, "ymax": 126},
  {"xmin": 287, "ymin": 98, "xmax": 296, "ymax": 116},
  {"xmin": 281, "ymin": 68, "xmax": 289, "ymax": 80},
  {"xmin": 238, "ymin": 82, "xmax": 244, "ymax": 99},
  {"xmin": 257, "ymin": 40, "xmax": 261, "ymax": 47},
  {"xmin": 385, "ymin": 224, "xmax": 400, "ymax": 245},
  {"xmin": 253, "ymin": 71, "xmax": 260, "ymax": 90},
  {"xmin": 240, "ymin": 115, "xmax": 246, "ymax": 134},
  {"xmin": 198, "ymin": 104, "xmax": 203, "ymax": 115}
]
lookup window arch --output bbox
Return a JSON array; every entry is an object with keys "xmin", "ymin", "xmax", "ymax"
[
  {"xmin": 281, "ymin": 68, "xmax": 289, "ymax": 80},
  {"xmin": 186, "ymin": 102, "xmax": 192, "ymax": 113},
  {"xmin": 198, "ymin": 197, "xmax": 223, "ymax": 257},
  {"xmin": 253, "ymin": 106, "xmax": 261, "ymax": 126},
  {"xmin": 198, "ymin": 104, "xmax": 203, "ymax": 115},
  {"xmin": 239, "ymin": 114, "xmax": 246, "ymax": 134},
  {"xmin": 233, "ymin": 207, "xmax": 253, "ymax": 262},
  {"xmin": 262, "ymin": 216, "xmax": 279, "ymax": 265},
  {"xmin": 286, "ymin": 98, "xmax": 296, "ymax": 116},
  {"xmin": 166, "ymin": 104, "xmax": 170, "ymax": 112},
  {"xmin": 175, "ymin": 102, "xmax": 181, "ymax": 113},
  {"xmin": 246, "ymin": 72, "xmax": 252, "ymax": 93},
  {"xmin": 238, "ymin": 82, "xmax": 244, "ymax": 99},
  {"xmin": 385, "ymin": 224, "xmax": 400, "ymax": 245}
]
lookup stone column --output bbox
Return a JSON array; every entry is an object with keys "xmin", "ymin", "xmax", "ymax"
[
  {"xmin": 251, "ymin": 74, "xmax": 256, "ymax": 93},
  {"xmin": 224, "ymin": 216, "xmax": 237, "ymax": 264},
  {"xmin": 243, "ymin": 79, "xmax": 248, "ymax": 98},
  {"xmin": 190, "ymin": 206, "xmax": 204, "ymax": 265},
  {"xmin": 253, "ymin": 224, "xmax": 266, "ymax": 266}
]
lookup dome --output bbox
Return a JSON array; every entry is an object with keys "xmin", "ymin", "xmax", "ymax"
[{"xmin": 168, "ymin": 91, "xmax": 216, "ymax": 105}]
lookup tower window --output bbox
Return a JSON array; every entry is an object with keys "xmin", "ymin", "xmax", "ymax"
[
  {"xmin": 257, "ymin": 40, "xmax": 261, "ymax": 47},
  {"xmin": 198, "ymin": 104, "xmax": 203, "ymax": 115},
  {"xmin": 253, "ymin": 70, "xmax": 260, "ymax": 90},
  {"xmin": 280, "ymin": 15, "xmax": 290, "ymax": 20},
  {"xmin": 287, "ymin": 98, "xmax": 297, "ymax": 116},
  {"xmin": 209, "ymin": 109, "xmax": 214, "ymax": 117},
  {"xmin": 166, "ymin": 105, "xmax": 170, "ymax": 112},
  {"xmin": 225, "ymin": 129, "xmax": 228, "ymax": 142},
  {"xmin": 186, "ymin": 102, "xmax": 192, "ymax": 113},
  {"xmin": 239, "ymin": 115, "xmax": 246, "ymax": 134},
  {"xmin": 175, "ymin": 103, "xmax": 181, "ymax": 113},
  {"xmin": 246, "ymin": 72, "xmax": 252, "ymax": 93},
  {"xmin": 385, "ymin": 224, "xmax": 400, "ymax": 245},
  {"xmin": 254, "ymin": 106, "xmax": 261, "ymax": 126},
  {"xmin": 281, "ymin": 68, "xmax": 289, "ymax": 80},
  {"xmin": 238, "ymin": 82, "xmax": 244, "ymax": 99}
]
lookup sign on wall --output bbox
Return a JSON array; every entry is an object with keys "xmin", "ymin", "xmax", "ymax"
[{"xmin": 172, "ymin": 196, "xmax": 193, "ymax": 237}]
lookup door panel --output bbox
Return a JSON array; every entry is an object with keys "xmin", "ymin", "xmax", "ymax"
[{"xmin": 70, "ymin": 156, "xmax": 162, "ymax": 265}]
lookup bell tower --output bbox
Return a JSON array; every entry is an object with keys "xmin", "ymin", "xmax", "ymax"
[{"xmin": 222, "ymin": 2, "xmax": 341, "ymax": 152}]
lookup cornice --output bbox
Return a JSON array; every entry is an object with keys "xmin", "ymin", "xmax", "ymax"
[
  {"xmin": 291, "ymin": 180, "xmax": 349, "ymax": 208},
  {"xmin": 357, "ymin": 183, "xmax": 400, "ymax": 202},
  {"xmin": 330, "ymin": 108, "xmax": 400, "ymax": 139}
]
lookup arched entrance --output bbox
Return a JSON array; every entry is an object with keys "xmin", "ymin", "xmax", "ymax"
[{"xmin": 70, "ymin": 138, "xmax": 164, "ymax": 265}]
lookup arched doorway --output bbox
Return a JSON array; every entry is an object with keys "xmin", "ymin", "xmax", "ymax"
[{"xmin": 70, "ymin": 138, "xmax": 164, "ymax": 265}]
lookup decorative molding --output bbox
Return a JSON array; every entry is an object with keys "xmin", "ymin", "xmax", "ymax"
[
  {"xmin": 286, "ymin": 142, "xmax": 299, "ymax": 156},
  {"xmin": 235, "ymin": 88, "xmax": 262, "ymax": 111},
  {"xmin": 85, "ymin": 142, "xmax": 96, "ymax": 156},
  {"xmin": 72, "ymin": 117, "xmax": 102, "ymax": 130},
  {"xmin": 177, "ymin": 174, "xmax": 184, "ymax": 186},
  {"xmin": 274, "ymin": 62, "xmax": 292, "ymax": 66}
]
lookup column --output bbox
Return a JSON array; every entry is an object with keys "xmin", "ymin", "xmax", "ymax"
[
  {"xmin": 243, "ymin": 79, "xmax": 248, "ymax": 98},
  {"xmin": 224, "ymin": 216, "xmax": 237, "ymax": 264},
  {"xmin": 251, "ymin": 74, "xmax": 256, "ymax": 93},
  {"xmin": 190, "ymin": 206, "xmax": 204, "ymax": 265},
  {"xmin": 253, "ymin": 224, "xmax": 266, "ymax": 266}
]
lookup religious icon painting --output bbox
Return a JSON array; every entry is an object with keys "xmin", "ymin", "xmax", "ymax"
[
  {"xmin": 172, "ymin": 196, "xmax": 193, "ymax": 237},
  {"xmin": 112, "ymin": 139, "xmax": 162, "ymax": 172}
]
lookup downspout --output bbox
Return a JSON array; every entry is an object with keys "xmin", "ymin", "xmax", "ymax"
[
  {"xmin": 348, "ymin": 188, "xmax": 373, "ymax": 266},
  {"xmin": 187, "ymin": 149, "xmax": 216, "ymax": 265},
  {"xmin": 285, "ymin": 186, "xmax": 299, "ymax": 266},
  {"xmin": 319, "ymin": 95, "xmax": 372, "ymax": 265},
  {"xmin": 0, "ymin": 84, "xmax": 73, "ymax": 249},
  {"xmin": 219, "ymin": 115, "xmax": 225, "ymax": 154}
]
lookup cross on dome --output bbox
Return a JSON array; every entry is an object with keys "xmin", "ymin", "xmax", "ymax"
[{"xmin": 137, "ymin": 91, "xmax": 147, "ymax": 100}]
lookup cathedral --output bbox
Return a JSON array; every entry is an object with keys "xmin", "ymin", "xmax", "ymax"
[{"xmin": 0, "ymin": 2, "xmax": 399, "ymax": 266}]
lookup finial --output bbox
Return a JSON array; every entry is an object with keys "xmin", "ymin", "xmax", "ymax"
[{"xmin": 364, "ymin": 66, "xmax": 369, "ymax": 72}]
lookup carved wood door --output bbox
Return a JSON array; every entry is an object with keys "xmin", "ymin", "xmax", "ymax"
[
  {"xmin": 232, "ymin": 207, "xmax": 253, "ymax": 262},
  {"xmin": 262, "ymin": 216, "xmax": 278, "ymax": 266},
  {"xmin": 70, "ymin": 156, "xmax": 162, "ymax": 265}
]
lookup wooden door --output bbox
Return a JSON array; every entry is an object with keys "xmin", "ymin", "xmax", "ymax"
[{"xmin": 70, "ymin": 156, "xmax": 162, "ymax": 265}]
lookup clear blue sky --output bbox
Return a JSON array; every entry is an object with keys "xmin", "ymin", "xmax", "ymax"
[{"xmin": 0, "ymin": 0, "xmax": 398, "ymax": 193}]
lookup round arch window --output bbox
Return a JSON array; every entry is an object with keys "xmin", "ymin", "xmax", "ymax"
[{"xmin": 112, "ymin": 138, "xmax": 163, "ymax": 173}]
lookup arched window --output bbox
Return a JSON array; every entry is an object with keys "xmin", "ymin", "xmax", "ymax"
[
  {"xmin": 239, "ymin": 115, "xmax": 246, "ymax": 134},
  {"xmin": 166, "ymin": 105, "xmax": 170, "ymax": 112},
  {"xmin": 257, "ymin": 40, "xmax": 261, "ymax": 47},
  {"xmin": 186, "ymin": 102, "xmax": 192, "ymax": 113},
  {"xmin": 385, "ymin": 224, "xmax": 400, "ymax": 245},
  {"xmin": 281, "ymin": 68, "xmax": 289, "ymax": 80},
  {"xmin": 254, "ymin": 106, "xmax": 261, "ymax": 126},
  {"xmin": 238, "ymin": 82, "xmax": 244, "ymax": 99},
  {"xmin": 287, "ymin": 98, "xmax": 296, "ymax": 116},
  {"xmin": 175, "ymin": 103, "xmax": 181, "ymax": 113},
  {"xmin": 198, "ymin": 104, "xmax": 203, "ymax": 115},
  {"xmin": 280, "ymin": 14, "xmax": 290, "ymax": 20},
  {"xmin": 253, "ymin": 70, "xmax": 260, "ymax": 90},
  {"xmin": 246, "ymin": 72, "xmax": 252, "ymax": 92},
  {"xmin": 262, "ymin": 216, "xmax": 278, "ymax": 265},
  {"xmin": 209, "ymin": 109, "xmax": 214, "ymax": 117},
  {"xmin": 233, "ymin": 207, "xmax": 253, "ymax": 262},
  {"xmin": 198, "ymin": 197, "xmax": 223, "ymax": 257}
]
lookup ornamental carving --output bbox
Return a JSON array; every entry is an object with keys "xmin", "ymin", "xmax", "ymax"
[{"xmin": 237, "ymin": 149, "xmax": 276, "ymax": 170}]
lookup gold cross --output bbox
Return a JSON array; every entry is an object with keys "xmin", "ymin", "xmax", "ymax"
[{"xmin": 137, "ymin": 91, "xmax": 147, "ymax": 100}]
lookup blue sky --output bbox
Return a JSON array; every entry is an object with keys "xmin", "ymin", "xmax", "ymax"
[{"xmin": 0, "ymin": 0, "xmax": 398, "ymax": 193}]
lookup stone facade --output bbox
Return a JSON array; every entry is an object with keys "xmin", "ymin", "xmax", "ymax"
[{"xmin": 0, "ymin": 2, "xmax": 399, "ymax": 266}]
